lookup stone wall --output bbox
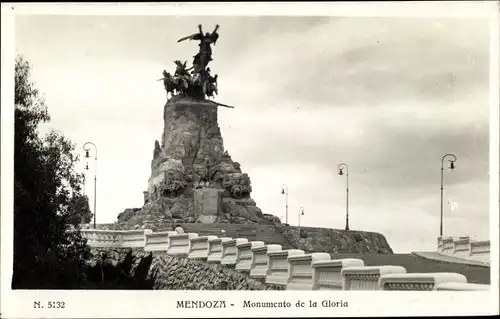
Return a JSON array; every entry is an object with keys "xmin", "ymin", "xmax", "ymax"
[
  {"xmin": 150, "ymin": 253, "xmax": 284, "ymax": 290},
  {"xmin": 88, "ymin": 248, "xmax": 283, "ymax": 290}
]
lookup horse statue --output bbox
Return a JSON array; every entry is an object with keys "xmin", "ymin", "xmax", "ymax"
[
  {"xmin": 174, "ymin": 60, "xmax": 192, "ymax": 77},
  {"xmin": 160, "ymin": 70, "xmax": 177, "ymax": 98}
]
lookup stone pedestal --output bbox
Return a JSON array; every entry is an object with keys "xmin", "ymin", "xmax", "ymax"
[
  {"xmin": 194, "ymin": 188, "xmax": 222, "ymax": 223},
  {"xmin": 117, "ymin": 96, "xmax": 282, "ymax": 226}
]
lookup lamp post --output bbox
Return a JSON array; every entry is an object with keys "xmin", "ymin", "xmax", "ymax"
[
  {"xmin": 338, "ymin": 163, "xmax": 349, "ymax": 231},
  {"xmin": 298, "ymin": 206, "xmax": 304, "ymax": 227},
  {"xmin": 440, "ymin": 153, "xmax": 457, "ymax": 237},
  {"xmin": 82, "ymin": 174, "xmax": 86, "ymax": 196},
  {"xmin": 83, "ymin": 142, "xmax": 98, "ymax": 229},
  {"xmin": 281, "ymin": 184, "xmax": 288, "ymax": 224}
]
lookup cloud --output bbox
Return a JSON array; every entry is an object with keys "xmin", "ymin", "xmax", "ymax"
[{"xmin": 217, "ymin": 17, "xmax": 490, "ymax": 109}]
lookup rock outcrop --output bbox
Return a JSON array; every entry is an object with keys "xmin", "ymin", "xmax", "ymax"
[
  {"xmin": 275, "ymin": 225, "xmax": 393, "ymax": 254},
  {"xmin": 117, "ymin": 95, "xmax": 279, "ymax": 226}
]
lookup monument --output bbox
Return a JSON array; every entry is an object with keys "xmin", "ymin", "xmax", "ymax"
[
  {"xmin": 118, "ymin": 25, "xmax": 281, "ymax": 226},
  {"xmin": 158, "ymin": 24, "xmax": 228, "ymax": 105}
]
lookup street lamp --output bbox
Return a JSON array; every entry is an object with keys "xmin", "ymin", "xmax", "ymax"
[
  {"xmin": 83, "ymin": 142, "xmax": 98, "ymax": 229},
  {"xmin": 338, "ymin": 163, "xmax": 349, "ymax": 231},
  {"xmin": 440, "ymin": 153, "xmax": 457, "ymax": 237},
  {"xmin": 281, "ymin": 184, "xmax": 288, "ymax": 224},
  {"xmin": 298, "ymin": 206, "xmax": 304, "ymax": 227},
  {"xmin": 82, "ymin": 174, "xmax": 86, "ymax": 196}
]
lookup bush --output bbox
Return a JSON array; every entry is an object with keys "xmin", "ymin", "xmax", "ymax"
[{"xmin": 82, "ymin": 251, "xmax": 157, "ymax": 289}]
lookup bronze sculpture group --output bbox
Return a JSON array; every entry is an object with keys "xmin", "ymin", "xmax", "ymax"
[{"xmin": 160, "ymin": 24, "xmax": 221, "ymax": 101}]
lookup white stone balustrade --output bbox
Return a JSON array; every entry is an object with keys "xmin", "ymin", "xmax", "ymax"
[
  {"xmin": 451, "ymin": 236, "xmax": 470, "ymax": 258},
  {"xmin": 437, "ymin": 236, "xmax": 490, "ymax": 264},
  {"xmin": 342, "ymin": 265, "xmax": 407, "ymax": 291},
  {"xmin": 207, "ymin": 237, "xmax": 232, "ymax": 264},
  {"xmin": 379, "ymin": 272, "xmax": 467, "ymax": 291},
  {"xmin": 144, "ymin": 231, "xmax": 176, "ymax": 252},
  {"xmin": 167, "ymin": 233, "xmax": 199, "ymax": 257},
  {"xmin": 249, "ymin": 244, "xmax": 282, "ymax": 280},
  {"xmin": 437, "ymin": 236, "xmax": 443, "ymax": 253},
  {"xmin": 286, "ymin": 253, "xmax": 331, "ymax": 290},
  {"xmin": 434, "ymin": 282, "xmax": 490, "ymax": 291},
  {"xmin": 235, "ymin": 241, "xmax": 265, "ymax": 273},
  {"xmin": 311, "ymin": 258, "xmax": 364, "ymax": 290},
  {"xmin": 121, "ymin": 229, "xmax": 152, "ymax": 248},
  {"xmin": 188, "ymin": 236, "xmax": 218, "ymax": 260},
  {"xmin": 81, "ymin": 229, "xmax": 122, "ymax": 248},
  {"xmin": 441, "ymin": 237, "xmax": 454, "ymax": 255},
  {"xmin": 81, "ymin": 229, "xmax": 152, "ymax": 248},
  {"xmin": 221, "ymin": 238, "xmax": 248, "ymax": 266},
  {"xmin": 265, "ymin": 249, "xmax": 304, "ymax": 286},
  {"xmin": 469, "ymin": 240, "xmax": 490, "ymax": 262}
]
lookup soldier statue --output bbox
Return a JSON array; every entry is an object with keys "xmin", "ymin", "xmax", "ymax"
[{"xmin": 205, "ymin": 67, "xmax": 218, "ymax": 99}]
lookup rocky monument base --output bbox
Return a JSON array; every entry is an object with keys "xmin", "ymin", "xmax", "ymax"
[{"xmin": 118, "ymin": 95, "xmax": 280, "ymax": 226}]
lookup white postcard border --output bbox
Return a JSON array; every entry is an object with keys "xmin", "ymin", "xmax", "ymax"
[{"xmin": 1, "ymin": 2, "xmax": 499, "ymax": 318}]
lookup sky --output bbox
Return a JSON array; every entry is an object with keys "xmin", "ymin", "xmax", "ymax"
[{"xmin": 14, "ymin": 14, "xmax": 491, "ymax": 253}]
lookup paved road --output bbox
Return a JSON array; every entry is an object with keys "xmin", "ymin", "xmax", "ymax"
[
  {"xmin": 412, "ymin": 251, "xmax": 490, "ymax": 267},
  {"xmin": 329, "ymin": 252, "xmax": 490, "ymax": 284}
]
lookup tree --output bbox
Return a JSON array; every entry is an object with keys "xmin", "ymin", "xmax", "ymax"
[
  {"xmin": 68, "ymin": 194, "xmax": 93, "ymax": 225},
  {"xmin": 13, "ymin": 56, "xmax": 90, "ymax": 289}
]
